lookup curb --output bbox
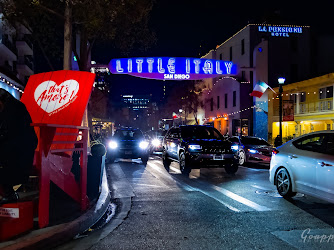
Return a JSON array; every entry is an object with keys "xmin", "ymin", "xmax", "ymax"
[
  {"xmin": 54, "ymin": 163, "xmax": 133, "ymax": 250},
  {"xmin": 1, "ymin": 167, "xmax": 111, "ymax": 250}
]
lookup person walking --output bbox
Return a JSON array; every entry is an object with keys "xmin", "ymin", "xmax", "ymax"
[{"xmin": 0, "ymin": 89, "xmax": 38, "ymax": 203}]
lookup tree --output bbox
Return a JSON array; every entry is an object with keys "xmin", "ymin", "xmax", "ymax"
[
  {"xmin": 1, "ymin": 0, "xmax": 156, "ymax": 71},
  {"xmin": 162, "ymin": 80, "xmax": 204, "ymax": 125}
]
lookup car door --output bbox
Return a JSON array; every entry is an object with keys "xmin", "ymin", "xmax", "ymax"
[
  {"xmin": 315, "ymin": 133, "xmax": 334, "ymax": 202},
  {"xmin": 289, "ymin": 134, "xmax": 325, "ymax": 195},
  {"xmin": 169, "ymin": 128, "xmax": 181, "ymax": 159},
  {"xmin": 164, "ymin": 128, "xmax": 179, "ymax": 159}
]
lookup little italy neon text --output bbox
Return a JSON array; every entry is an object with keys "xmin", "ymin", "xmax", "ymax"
[{"xmin": 109, "ymin": 57, "xmax": 237, "ymax": 80}]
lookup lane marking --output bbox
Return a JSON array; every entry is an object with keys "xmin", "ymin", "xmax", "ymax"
[
  {"xmin": 149, "ymin": 160, "xmax": 240, "ymax": 212},
  {"xmin": 239, "ymin": 166, "xmax": 268, "ymax": 172},
  {"xmin": 134, "ymin": 184, "xmax": 163, "ymax": 188},
  {"xmin": 194, "ymin": 189, "xmax": 241, "ymax": 212},
  {"xmin": 149, "ymin": 160, "xmax": 271, "ymax": 212},
  {"xmin": 211, "ymin": 185, "xmax": 271, "ymax": 211},
  {"xmin": 251, "ymin": 184, "xmax": 271, "ymax": 190}
]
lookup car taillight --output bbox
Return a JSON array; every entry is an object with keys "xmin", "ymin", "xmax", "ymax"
[{"xmin": 272, "ymin": 149, "xmax": 279, "ymax": 155}]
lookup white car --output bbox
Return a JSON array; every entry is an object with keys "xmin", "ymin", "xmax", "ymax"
[{"xmin": 269, "ymin": 131, "xmax": 334, "ymax": 202}]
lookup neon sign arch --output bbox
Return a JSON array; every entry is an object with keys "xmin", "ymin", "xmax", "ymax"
[{"xmin": 109, "ymin": 57, "xmax": 237, "ymax": 80}]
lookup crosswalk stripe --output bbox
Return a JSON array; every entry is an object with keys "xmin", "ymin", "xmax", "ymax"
[{"xmin": 149, "ymin": 159, "xmax": 271, "ymax": 212}]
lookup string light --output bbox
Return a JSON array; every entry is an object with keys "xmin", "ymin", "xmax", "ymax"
[
  {"xmin": 203, "ymin": 89, "xmax": 329, "ymax": 122},
  {"xmin": 0, "ymin": 75, "xmax": 24, "ymax": 93}
]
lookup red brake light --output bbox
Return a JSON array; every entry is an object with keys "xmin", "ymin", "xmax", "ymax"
[{"xmin": 272, "ymin": 149, "xmax": 279, "ymax": 155}]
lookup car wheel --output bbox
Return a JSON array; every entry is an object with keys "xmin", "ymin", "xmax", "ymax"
[
  {"xmin": 238, "ymin": 150, "xmax": 246, "ymax": 166},
  {"xmin": 141, "ymin": 155, "xmax": 149, "ymax": 165},
  {"xmin": 224, "ymin": 163, "xmax": 238, "ymax": 174},
  {"xmin": 162, "ymin": 149, "xmax": 171, "ymax": 171},
  {"xmin": 275, "ymin": 167, "xmax": 296, "ymax": 198},
  {"xmin": 179, "ymin": 152, "xmax": 191, "ymax": 175},
  {"xmin": 106, "ymin": 154, "xmax": 115, "ymax": 163}
]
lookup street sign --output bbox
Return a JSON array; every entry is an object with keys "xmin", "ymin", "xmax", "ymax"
[{"xmin": 109, "ymin": 57, "xmax": 237, "ymax": 80}]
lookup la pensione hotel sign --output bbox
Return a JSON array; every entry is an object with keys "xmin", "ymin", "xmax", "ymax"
[
  {"xmin": 258, "ymin": 25, "xmax": 303, "ymax": 37},
  {"xmin": 109, "ymin": 57, "xmax": 237, "ymax": 80}
]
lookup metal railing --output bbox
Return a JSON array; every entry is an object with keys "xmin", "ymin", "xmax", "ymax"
[{"xmin": 273, "ymin": 99, "xmax": 334, "ymax": 116}]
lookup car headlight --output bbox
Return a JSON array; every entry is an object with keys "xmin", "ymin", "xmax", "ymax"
[
  {"xmin": 188, "ymin": 144, "xmax": 201, "ymax": 150},
  {"xmin": 231, "ymin": 145, "xmax": 238, "ymax": 151},
  {"xmin": 248, "ymin": 149, "xmax": 258, "ymax": 154},
  {"xmin": 152, "ymin": 138, "xmax": 161, "ymax": 147},
  {"xmin": 139, "ymin": 141, "xmax": 149, "ymax": 149},
  {"xmin": 108, "ymin": 140, "xmax": 118, "ymax": 149}
]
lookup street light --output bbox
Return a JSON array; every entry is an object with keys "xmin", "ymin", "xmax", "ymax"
[
  {"xmin": 179, "ymin": 109, "xmax": 184, "ymax": 125},
  {"xmin": 277, "ymin": 77, "xmax": 285, "ymax": 146}
]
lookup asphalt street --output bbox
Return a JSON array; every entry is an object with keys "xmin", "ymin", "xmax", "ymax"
[{"xmin": 60, "ymin": 155, "xmax": 334, "ymax": 249}]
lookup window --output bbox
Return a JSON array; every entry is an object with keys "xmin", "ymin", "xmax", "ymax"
[
  {"xmin": 241, "ymin": 39, "xmax": 245, "ymax": 55},
  {"xmin": 293, "ymin": 134, "xmax": 325, "ymax": 153},
  {"xmin": 171, "ymin": 128, "xmax": 180, "ymax": 138},
  {"xmin": 181, "ymin": 126, "xmax": 223, "ymax": 140},
  {"xmin": 219, "ymin": 53, "xmax": 222, "ymax": 60},
  {"xmin": 217, "ymin": 96, "xmax": 220, "ymax": 109},
  {"xmin": 210, "ymin": 97, "xmax": 213, "ymax": 111},
  {"xmin": 250, "ymin": 71, "xmax": 253, "ymax": 84},
  {"xmin": 319, "ymin": 86, "xmax": 333, "ymax": 99},
  {"xmin": 300, "ymin": 92, "xmax": 306, "ymax": 103},
  {"xmin": 327, "ymin": 86, "xmax": 333, "ymax": 98},
  {"xmin": 233, "ymin": 91, "xmax": 236, "ymax": 107},
  {"xmin": 229, "ymin": 47, "xmax": 233, "ymax": 61},
  {"xmin": 241, "ymin": 71, "xmax": 246, "ymax": 81},
  {"xmin": 225, "ymin": 94, "xmax": 228, "ymax": 108},
  {"xmin": 323, "ymin": 134, "xmax": 334, "ymax": 155},
  {"xmin": 229, "ymin": 137, "xmax": 239, "ymax": 143}
]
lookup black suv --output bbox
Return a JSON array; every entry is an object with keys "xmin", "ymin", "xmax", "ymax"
[
  {"xmin": 162, "ymin": 125, "xmax": 238, "ymax": 175},
  {"xmin": 106, "ymin": 127, "xmax": 150, "ymax": 164}
]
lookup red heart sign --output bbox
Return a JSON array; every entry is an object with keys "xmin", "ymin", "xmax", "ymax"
[
  {"xmin": 34, "ymin": 80, "xmax": 79, "ymax": 114},
  {"xmin": 21, "ymin": 70, "xmax": 95, "ymax": 126}
]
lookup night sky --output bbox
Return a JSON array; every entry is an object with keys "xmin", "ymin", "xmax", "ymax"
[{"xmin": 92, "ymin": 0, "xmax": 333, "ymax": 100}]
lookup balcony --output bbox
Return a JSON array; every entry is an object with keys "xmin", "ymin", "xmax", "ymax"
[
  {"xmin": 16, "ymin": 35, "xmax": 33, "ymax": 55},
  {"xmin": 17, "ymin": 55, "xmax": 34, "ymax": 76},
  {"xmin": 273, "ymin": 99, "xmax": 334, "ymax": 117},
  {"xmin": 298, "ymin": 100, "xmax": 333, "ymax": 114},
  {"xmin": 0, "ymin": 35, "xmax": 18, "ymax": 61}
]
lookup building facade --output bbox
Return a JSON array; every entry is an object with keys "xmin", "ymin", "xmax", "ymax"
[
  {"xmin": 0, "ymin": 12, "xmax": 34, "ymax": 98},
  {"xmin": 268, "ymin": 73, "xmax": 334, "ymax": 144},
  {"xmin": 202, "ymin": 24, "xmax": 312, "ymax": 139}
]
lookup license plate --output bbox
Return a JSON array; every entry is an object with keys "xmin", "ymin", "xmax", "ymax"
[
  {"xmin": 213, "ymin": 154, "xmax": 224, "ymax": 160},
  {"xmin": 125, "ymin": 151, "xmax": 132, "ymax": 155}
]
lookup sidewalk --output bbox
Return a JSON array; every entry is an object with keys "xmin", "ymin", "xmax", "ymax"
[{"xmin": 0, "ymin": 168, "xmax": 111, "ymax": 250}]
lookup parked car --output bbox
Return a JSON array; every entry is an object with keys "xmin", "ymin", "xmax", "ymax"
[
  {"xmin": 106, "ymin": 127, "xmax": 150, "ymax": 164},
  {"xmin": 269, "ymin": 131, "xmax": 334, "ymax": 202},
  {"xmin": 229, "ymin": 136, "xmax": 274, "ymax": 166},
  {"xmin": 162, "ymin": 125, "xmax": 239, "ymax": 175}
]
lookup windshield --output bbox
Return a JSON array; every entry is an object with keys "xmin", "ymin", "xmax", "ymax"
[
  {"xmin": 241, "ymin": 137, "xmax": 270, "ymax": 146},
  {"xmin": 114, "ymin": 129, "xmax": 144, "ymax": 140},
  {"xmin": 181, "ymin": 126, "xmax": 223, "ymax": 140}
]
